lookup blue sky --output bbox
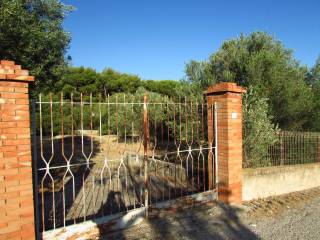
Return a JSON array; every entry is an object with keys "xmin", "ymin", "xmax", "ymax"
[{"xmin": 62, "ymin": 0, "xmax": 320, "ymax": 80}]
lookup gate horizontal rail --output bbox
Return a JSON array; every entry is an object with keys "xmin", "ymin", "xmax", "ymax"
[{"xmin": 32, "ymin": 93, "xmax": 218, "ymax": 234}]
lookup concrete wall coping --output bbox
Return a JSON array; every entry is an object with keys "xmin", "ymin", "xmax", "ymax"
[{"xmin": 244, "ymin": 163, "xmax": 320, "ymax": 176}]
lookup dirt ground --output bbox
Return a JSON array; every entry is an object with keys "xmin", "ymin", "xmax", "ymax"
[{"xmin": 94, "ymin": 187, "xmax": 320, "ymax": 240}]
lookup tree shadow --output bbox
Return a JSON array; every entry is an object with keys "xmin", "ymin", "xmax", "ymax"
[
  {"xmin": 142, "ymin": 201, "xmax": 259, "ymax": 240},
  {"xmin": 99, "ymin": 199, "xmax": 260, "ymax": 240},
  {"xmin": 35, "ymin": 135, "xmax": 100, "ymax": 231}
]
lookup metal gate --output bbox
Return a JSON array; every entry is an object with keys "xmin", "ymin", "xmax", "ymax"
[{"xmin": 31, "ymin": 93, "xmax": 218, "ymax": 235}]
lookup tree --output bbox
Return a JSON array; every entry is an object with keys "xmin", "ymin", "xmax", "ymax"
[
  {"xmin": 53, "ymin": 66, "xmax": 184, "ymax": 99},
  {"xmin": 307, "ymin": 56, "xmax": 320, "ymax": 85},
  {"xmin": 142, "ymin": 80, "xmax": 181, "ymax": 98},
  {"xmin": 243, "ymin": 86, "xmax": 278, "ymax": 167},
  {"xmin": 307, "ymin": 56, "xmax": 320, "ymax": 130},
  {"xmin": 100, "ymin": 68, "xmax": 141, "ymax": 96},
  {"xmin": 0, "ymin": 0, "xmax": 72, "ymax": 94},
  {"xmin": 184, "ymin": 60, "xmax": 215, "ymax": 91},
  {"xmin": 185, "ymin": 32, "xmax": 313, "ymax": 130},
  {"xmin": 55, "ymin": 66, "xmax": 101, "ymax": 96}
]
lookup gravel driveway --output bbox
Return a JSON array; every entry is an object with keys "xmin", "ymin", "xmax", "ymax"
[{"xmin": 95, "ymin": 187, "xmax": 320, "ymax": 240}]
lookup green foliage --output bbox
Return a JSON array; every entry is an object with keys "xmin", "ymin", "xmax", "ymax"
[
  {"xmin": 243, "ymin": 86, "xmax": 278, "ymax": 167},
  {"xmin": 185, "ymin": 32, "xmax": 314, "ymax": 131},
  {"xmin": 142, "ymin": 80, "xmax": 181, "ymax": 98},
  {"xmin": 55, "ymin": 67, "xmax": 101, "ymax": 96},
  {"xmin": 53, "ymin": 66, "xmax": 183, "ymax": 100},
  {"xmin": 100, "ymin": 68, "xmax": 141, "ymax": 96},
  {"xmin": 306, "ymin": 56, "xmax": 320, "ymax": 86},
  {"xmin": 0, "ymin": 0, "xmax": 72, "ymax": 94},
  {"xmin": 184, "ymin": 60, "xmax": 215, "ymax": 91},
  {"xmin": 307, "ymin": 57, "xmax": 320, "ymax": 130}
]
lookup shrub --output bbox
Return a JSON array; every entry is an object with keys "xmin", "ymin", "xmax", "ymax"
[{"xmin": 243, "ymin": 85, "xmax": 278, "ymax": 167}]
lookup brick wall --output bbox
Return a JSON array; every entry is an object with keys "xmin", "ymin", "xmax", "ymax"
[
  {"xmin": 206, "ymin": 82, "xmax": 246, "ymax": 204},
  {"xmin": 0, "ymin": 60, "xmax": 35, "ymax": 239}
]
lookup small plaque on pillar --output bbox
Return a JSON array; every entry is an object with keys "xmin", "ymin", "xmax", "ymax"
[{"xmin": 231, "ymin": 112, "xmax": 238, "ymax": 119}]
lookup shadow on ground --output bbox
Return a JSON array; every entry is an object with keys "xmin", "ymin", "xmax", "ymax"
[{"xmin": 100, "ymin": 201, "xmax": 259, "ymax": 240}]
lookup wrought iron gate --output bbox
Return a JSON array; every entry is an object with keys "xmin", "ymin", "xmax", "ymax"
[{"xmin": 32, "ymin": 93, "xmax": 218, "ymax": 235}]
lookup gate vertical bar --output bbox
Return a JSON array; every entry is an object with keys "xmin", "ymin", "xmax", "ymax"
[
  {"xmin": 143, "ymin": 94, "xmax": 149, "ymax": 218},
  {"xmin": 31, "ymin": 99, "xmax": 40, "ymax": 239}
]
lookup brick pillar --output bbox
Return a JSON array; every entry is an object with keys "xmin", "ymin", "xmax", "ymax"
[
  {"xmin": 0, "ymin": 60, "xmax": 35, "ymax": 239},
  {"xmin": 206, "ymin": 82, "xmax": 246, "ymax": 204}
]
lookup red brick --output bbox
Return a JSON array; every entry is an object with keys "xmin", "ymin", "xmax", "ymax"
[
  {"xmin": 0, "ymin": 168, "xmax": 19, "ymax": 176},
  {"xmin": 2, "ymin": 157, "xmax": 18, "ymax": 164},
  {"xmin": 5, "ymin": 184, "xmax": 31, "ymax": 193},
  {"xmin": 18, "ymin": 155, "xmax": 31, "ymax": 162},
  {"xmin": 0, "ymin": 82, "xmax": 27, "ymax": 87},
  {"xmin": 0, "ymin": 222, "xmax": 7, "ymax": 228},
  {"xmin": 17, "ymin": 145, "xmax": 30, "ymax": 151},
  {"xmin": 0, "ymin": 122, "xmax": 16, "ymax": 128},
  {"xmin": 0, "ymin": 223, "xmax": 20, "ymax": 234},
  {"xmin": 3, "ymin": 151, "xmax": 18, "ymax": 157},
  {"xmin": 17, "ymin": 150, "xmax": 31, "ymax": 156},
  {"xmin": 1, "ymin": 104, "xmax": 29, "ymax": 111},
  {"xmin": 16, "ymin": 121, "xmax": 30, "ymax": 128},
  {"xmin": 1, "ymin": 109, "xmax": 16, "ymax": 116},
  {"xmin": 1, "ymin": 133, "xmax": 17, "ymax": 140},
  {"xmin": 14, "ymin": 69, "xmax": 29, "ymax": 76},
  {"xmin": 1, "ymin": 61, "xmax": 40, "ymax": 240},
  {"xmin": 0, "ymin": 146, "xmax": 16, "ymax": 152},
  {"xmin": 19, "ymin": 178, "xmax": 32, "ymax": 185},
  {"xmin": 0, "ymin": 69, "xmax": 14, "ymax": 74},
  {"xmin": 20, "ymin": 215, "xmax": 34, "ymax": 224},
  {"xmin": 0, "ymin": 60, "xmax": 14, "ymax": 66},
  {"xmin": 6, "ymin": 162, "xmax": 25, "ymax": 169},
  {"xmin": 0, "ymin": 87, "xmax": 14, "ymax": 92},
  {"xmin": 15, "ymin": 99, "xmax": 29, "ymax": 105},
  {"xmin": 2, "ymin": 128, "xmax": 29, "ymax": 134},
  {"xmin": 21, "ymin": 227, "xmax": 35, "ymax": 240},
  {"xmin": 0, "ymin": 98, "xmax": 15, "ymax": 104},
  {"xmin": 19, "ymin": 189, "xmax": 33, "ymax": 197},
  {"xmin": 16, "ymin": 134, "xmax": 30, "ymax": 140},
  {"xmin": 1, "ymin": 115, "xmax": 14, "ymax": 122},
  {"xmin": 5, "ymin": 230, "xmax": 22, "ymax": 239},
  {"xmin": 3, "ymin": 139, "xmax": 30, "ymax": 146},
  {"xmin": 6, "ymin": 75, "xmax": 34, "ymax": 81},
  {"xmin": 0, "ymin": 191, "xmax": 20, "ymax": 200},
  {"xmin": 14, "ymin": 87, "xmax": 28, "ymax": 93},
  {"xmin": 15, "ymin": 110, "xmax": 29, "ymax": 116},
  {"xmin": 0, "ymin": 92, "xmax": 28, "ymax": 99},
  {"xmin": 12, "ymin": 65, "xmax": 21, "ymax": 70},
  {"xmin": 1, "ymin": 202, "xmax": 20, "ymax": 210}
]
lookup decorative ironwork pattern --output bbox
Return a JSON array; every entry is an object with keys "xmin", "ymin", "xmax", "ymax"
[{"xmin": 33, "ymin": 93, "xmax": 218, "ymax": 232}]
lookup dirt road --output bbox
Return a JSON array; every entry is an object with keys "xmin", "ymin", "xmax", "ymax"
[{"xmin": 98, "ymin": 187, "xmax": 320, "ymax": 240}]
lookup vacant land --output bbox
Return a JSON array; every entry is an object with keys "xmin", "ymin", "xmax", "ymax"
[{"xmin": 95, "ymin": 187, "xmax": 320, "ymax": 240}]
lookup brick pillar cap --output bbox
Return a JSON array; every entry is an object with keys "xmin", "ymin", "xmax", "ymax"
[
  {"xmin": 0, "ymin": 60, "xmax": 34, "ymax": 82},
  {"xmin": 204, "ymin": 82, "xmax": 246, "ymax": 95}
]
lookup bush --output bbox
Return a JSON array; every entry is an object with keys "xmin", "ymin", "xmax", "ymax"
[{"xmin": 243, "ymin": 86, "xmax": 278, "ymax": 167}]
